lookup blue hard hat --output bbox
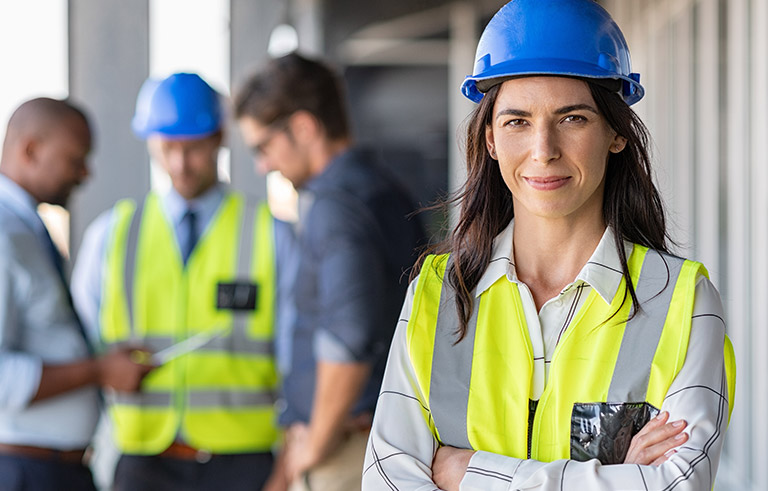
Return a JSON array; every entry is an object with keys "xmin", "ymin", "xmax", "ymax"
[
  {"xmin": 461, "ymin": 0, "xmax": 644, "ymax": 105},
  {"xmin": 131, "ymin": 72, "xmax": 223, "ymax": 139}
]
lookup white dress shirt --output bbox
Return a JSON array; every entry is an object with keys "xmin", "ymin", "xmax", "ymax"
[
  {"xmin": 363, "ymin": 219, "xmax": 730, "ymax": 490},
  {"xmin": 0, "ymin": 174, "xmax": 100, "ymax": 449}
]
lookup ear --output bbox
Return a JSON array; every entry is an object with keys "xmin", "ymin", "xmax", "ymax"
[
  {"xmin": 146, "ymin": 136, "xmax": 162, "ymax": 160},
  {"xmin": 485, "ymin": 124, "xmax": 497, "ymax": 160},
  {"xmin": 288, "ymin": 110, "xmax": 321, "ymax": 145},
  {"xmin": 210, "ymin": 130, "xmax": 224, "ymax": 148},
  {"xmin": 21, "ymin": 137, "xmax": 38, "ymax": 165},
  {"xmin": 609, "ymin": 135, "xmax": 628, "ymax": 154}
]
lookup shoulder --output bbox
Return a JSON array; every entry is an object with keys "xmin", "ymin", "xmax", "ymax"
[
  {"xmin": 314, "ymin": 149, "xmax": 412, "ymax": 206},
  {"xmin": 411, "ymin": 253, "xmax": 450, "ymax": 299},
  {"xmin": 692, "ymin": 273, "xmax": 724, "ymax": 314},
  {"xmin": 0, "ymin": 206, "xmax": 29, "ymax": 246},
  {"xmin": 79, "ymin": 198, "xmax": 141, "ymax": 252}
]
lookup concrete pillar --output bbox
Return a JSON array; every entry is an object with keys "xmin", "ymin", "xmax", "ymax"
[
  {"xmin": 229, "ymin": 0, "xmax": 285, "ymax": 200},
  {"xmin": 448, "ymin": 1, "xmax": 477, "ymax": 224},
  {"xmin": 292, "ymin": 0, "xmax": 324, "ymax": 55},
  {"xmin": 68, "ymin": 0, "xmax": 150, "ymax": 259}
]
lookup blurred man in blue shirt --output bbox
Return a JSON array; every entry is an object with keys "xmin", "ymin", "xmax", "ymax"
[
  {"xmin": 0, "ymin": 97, "xmax": 151, "ymax": 491},
  {"xmin": 235, "ymin": 53, "xmax": 425, "ymax": 491}
]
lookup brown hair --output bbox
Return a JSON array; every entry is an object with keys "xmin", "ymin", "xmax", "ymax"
[
  {"xmin": 416, "ymin": 81, "xmax": 670, "ymax": 340},
  {"xmin": 234, "ymin": 52, "xmax": 350, "ymax": 141}
]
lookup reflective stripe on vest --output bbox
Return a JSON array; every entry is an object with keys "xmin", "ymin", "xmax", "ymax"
[
  {"xmin": 607, "ymin": 250, "xmax": 683, "ymax": 403},
  {"xmin": 100, "ymin": 192, "xmax": 278, "ymax": 454},
  {"xmin": 408, "ymin": 245, "xmax": 714, "ymax": 461},
  {"xmin": 113, "ymin": 390, "xmax": 276, "ymax": 408}
]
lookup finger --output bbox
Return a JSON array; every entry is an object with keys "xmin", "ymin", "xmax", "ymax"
[
  {"xmin": 638, "ymin": 430, "xmax": 689, "ymax": 465},
  {"xmin": 634, "ymin": 418, "xmax": 687, "ymax": 450},
  {"xmin": 636, "ymin": 411, "xmax": 669, "ymax": 437},
  {"xmin": 650, "ymin": 433, "xmax": 688, "ymax": 466},
  {"xmin": 651, "ymin": 448, "xmax": 676, "ymax": 466},
  {"xmin": 625, "ymin": 418, "xmax": 687, "ymax": 465}
]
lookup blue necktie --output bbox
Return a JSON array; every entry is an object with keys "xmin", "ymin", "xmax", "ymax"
[
  {"xmin": 181, "ymin": 208, "xmax": 198, "ymax": 263},
  {"xmin": 41, "ymin": 224, "xmax": 92, "ymax": 353},
  {"xmin": 41, "ymin": 225, "xmax": 66, "ymax": 283}
]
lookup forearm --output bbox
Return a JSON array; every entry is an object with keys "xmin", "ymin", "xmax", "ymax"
[
  {"xmin": 307, "ymin": 360, "xmax": 371, "ymax": 462},
  {"xmin": 363, "ymin": 299, "xmax": 440, "ymax": 489},
  {"xmin": 458, "ymin": 277, "xmax": 730, "ymax": 490},
  {"xmin": 33, "ymin": 358, "xmax": 100, "ymax": 402},
  {"xmin": 33, "ymin": 346, "xmax": 153, "ymax": 402}
]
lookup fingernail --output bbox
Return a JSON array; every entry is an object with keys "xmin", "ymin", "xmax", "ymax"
[
  {"xmin": 655, "ymin": 411, "xmax": 667, "ymax": 420},
  {"xmin": 675, "ymin": 432, "xmax": 687, "ymax": 440},
  {"xmin": 672, "ymin": 420, "xmax": 686, "ymax": 428},
  {"xmin": 664, "ymin": 448, "xmax": 678, "ymax": 457}
]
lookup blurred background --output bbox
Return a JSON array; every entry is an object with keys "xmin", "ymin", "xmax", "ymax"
[{"xmin": 0, "ymin": 0, "xmax": 763, "ymax": 489}]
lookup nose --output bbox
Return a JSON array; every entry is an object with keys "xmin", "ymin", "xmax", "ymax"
[
  {"xmin": 254, "ymin": 155, "xmax": 274, "ymax": 175},
  {"xmin": 531, "ymin": 125, "xmax": 560, "ymax": 164},
  {"xmin": 167, "ymin": 147, "xmax": 189, "ymax": 174}
]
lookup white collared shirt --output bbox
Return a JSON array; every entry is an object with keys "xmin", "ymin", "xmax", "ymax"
[
  {"xmin": 475, "ymin": 221, "xmax": 629, "ymax": 399},
  {"xmin": 363, "ymin": 219, "xmax": 730, "ymax": 490}
]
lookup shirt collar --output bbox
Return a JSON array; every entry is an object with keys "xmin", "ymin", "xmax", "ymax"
[
  {"xmin": 576, "ymin": 226, "xmax": 631, "ymax": 304},
  {"xmin": 474, "ymin": 219, "xmax": 630, "ymax": 304},
  {"xmin": 0, "ymin": 173, "xmax": 45, "ymax": 233},
  {"xmin": 162, "ymin": 183, "xmax": 225, "ymax": 226},
  {"xmin": 474, "ymin": 219, "xmax": 515, "ymax": 296}
]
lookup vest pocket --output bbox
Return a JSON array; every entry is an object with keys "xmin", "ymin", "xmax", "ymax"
[{"xmin": 570, "ymin": 402, "xmax": 659, "ymax": 464}]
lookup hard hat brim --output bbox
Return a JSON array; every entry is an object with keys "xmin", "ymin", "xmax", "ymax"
[{"xmin": 461, "ymin": 58, "xmax": 644, "ymax": 106}]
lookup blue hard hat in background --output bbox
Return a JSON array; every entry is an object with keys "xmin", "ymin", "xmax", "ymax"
[
  {"xmin": 132, "ymin": 72, "xmax": 223, "ymax": 139},
  {"xmin": 461, "ymin": 0, "xmax": 644, "ymax": 105}
]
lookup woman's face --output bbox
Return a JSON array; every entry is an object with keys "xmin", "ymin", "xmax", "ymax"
[{"xmin": 486, "ymin": 76, "xmax": 626, "ymax": 225}]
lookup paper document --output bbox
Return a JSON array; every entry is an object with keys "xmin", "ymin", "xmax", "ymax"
[{"xmin": 150, "ymin": 327, "xmax": 227, "ymax": 365}]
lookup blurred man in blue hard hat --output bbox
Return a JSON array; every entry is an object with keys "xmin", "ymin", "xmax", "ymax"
[{"xmin": 72, "ymin": 72, "xmax": 291, "ymax": 490}]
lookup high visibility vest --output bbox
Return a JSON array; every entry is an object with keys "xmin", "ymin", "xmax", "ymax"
[
  {"xmin": 100, "ymin": 192, "xmax": 279, "ymax": 455},
  {"xmin": 407, "ymin": 245, "xmax": 735, "ymax": 464}
]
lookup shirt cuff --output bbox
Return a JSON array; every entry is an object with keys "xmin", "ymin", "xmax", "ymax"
[
  {"xmin": 461, "ymin": 451, "xmax": 519, "ymax": 491},
  {"xmin": 313, "ymin": 329, "xmax": 359, "ymax": 363},
  {"xmin": 0, "ymin": 353, "xmax": 43, "ymax": 410}
]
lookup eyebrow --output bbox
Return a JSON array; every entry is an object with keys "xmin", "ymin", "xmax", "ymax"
[
  {"xmin": 555, "ymin": 104, "xmax": 599, "ymax": 115},
  {"xmin": 495, "ymin": 103, "xmax": 600, "ymax": 119}
]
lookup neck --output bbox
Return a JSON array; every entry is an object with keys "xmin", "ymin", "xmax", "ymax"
[
  {"xmin": 308, "ymin": 138, "xmax": 350, "ymax": 178},
  {"xmin": 512, "ymin": 210, "xmax": 605, "ymax": 310},
  {"xmin": 0, "ymin": 163, "xmax": 40, "ymax": 203}
]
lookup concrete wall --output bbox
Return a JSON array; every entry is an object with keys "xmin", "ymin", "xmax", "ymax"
[{"xmin": 603, "ymin": 1, "xmax": 766, "ymax": 488}]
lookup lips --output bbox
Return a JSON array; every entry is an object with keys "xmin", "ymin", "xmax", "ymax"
[{"xmin": 524, "ymin": 176, "xmax": 571, "ymax": 191}]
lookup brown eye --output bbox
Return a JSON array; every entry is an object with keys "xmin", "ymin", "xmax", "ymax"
[{"xmin": 563, "ymin": 115, "xmax": 587, "ymax": 123}]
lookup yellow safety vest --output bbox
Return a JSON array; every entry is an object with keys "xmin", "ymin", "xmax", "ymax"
[
  {"xmin": 100, "ymin": 192, "xmax": 279, "ymax": 455},
  {"xmin": 407, "ymin": 245, "xmax": 735, "ymax": 464}
]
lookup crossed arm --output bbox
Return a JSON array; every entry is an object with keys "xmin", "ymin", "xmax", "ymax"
[{"xmin": 362, "ymin": 278, "xmax": 730, "ymax": 490}]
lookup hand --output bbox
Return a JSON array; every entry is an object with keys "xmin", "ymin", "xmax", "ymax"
[
  {"xmin": 263, "ymin": 447, "xmax": 289, "ymax": 491},
  {"xmin": 284, "ymin": 423, "xmax": 320, "ymax": 484},
  {"xmin": 97, "ymin": 346, "xmax": 155, "ymax": 392},
  {"xmin": 624, "ymin": 411, "xmax": 688, "ymax": 465},
  {"xmin": 432, "ymin": 446, "xmax": 475, "ymax": 491}
]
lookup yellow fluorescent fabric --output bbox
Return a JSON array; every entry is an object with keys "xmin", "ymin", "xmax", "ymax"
[
  {"xmin": 406, "ymin": 245, "xmax": 733, "ymax": 462},
  {"xmin": 467, "ymin": 278, "xmax": 532, "ymax": 458},
  {"xmin": 407, "ymin": 254, "xmax": 444, "ymax": 440},
  {"xmin": 101, "ymin": 192, "xmax": 278, "ymax": 454}
]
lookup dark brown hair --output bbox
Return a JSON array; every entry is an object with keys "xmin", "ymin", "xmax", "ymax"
[
  {"xmin": 416, "ymin": 80, "xmax": 670, "ymax": 340},
  {"xmin": 234, "ymin": 52, "xmax": 350, "ymax": 141}
]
